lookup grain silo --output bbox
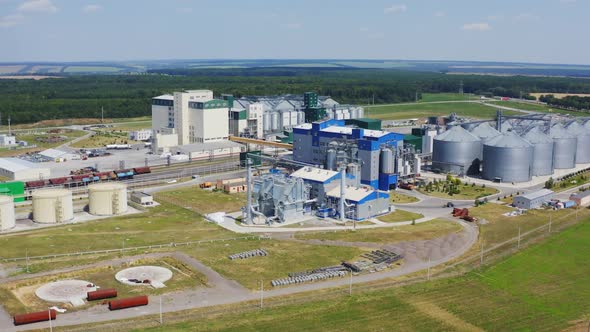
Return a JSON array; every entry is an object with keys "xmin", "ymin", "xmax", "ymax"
[
  {"xmin": 32, "ymin": 189, "xmax": 73, "ymax": 224},
  {"xmin": 88, "ymin": 183, "xmax": 128, "ymax": 216},
  {"xmin": 522, "ymin": 127, "xmax": 554, "ymax": 176},
  {"xmin": 565, "ymin": 121, "xmax": 590, "ymax": 164},
  {"xmin": 432, "ymin": 126, "xmax": 482, "ymax": 175},
  {"xmin": 0, "ymin": 195, "xmax": 15, "ymax": 231},
  {"xmin": 482, "ymin": 132, "xmax": 533, "ymax": 183},
  {"xmin": 469, "ymin": 122, "xmax": 502, "ymax": 142},
  {"xmin": 550, "ymin": 123, "xmax": 577, "ymax": 169},
  {"xmin": 499, "ymin": 120, "xmax": 513, "ymax": 133}
]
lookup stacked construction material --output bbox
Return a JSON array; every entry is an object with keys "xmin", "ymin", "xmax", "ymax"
[
  {"xmin": 271, "ymin": 270, "xmax": 347, "ymax": 287},
  {"xmin": 228, "ymin": 249, "xmax": 268, "ymax": 260}
]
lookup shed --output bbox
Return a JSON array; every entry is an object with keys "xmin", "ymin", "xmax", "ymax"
[
  {"xmin": 570, "ymin": 190, "xmax": 590, "ymax": 207},
  {"xmin": 513, "ymin": 189, "xmax": 554, "ymax": 209},
  {"xmin": 0, "ymin": 158, "xmax": 51, "ymax": 181}
]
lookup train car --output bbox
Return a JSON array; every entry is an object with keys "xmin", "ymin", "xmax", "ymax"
[
  {"xmin": 95, "ymin": 171, "xmax": 116, "ymax": 181},
  {"xmin": 132, "ymin": 167, "xmax": 151, "ymax": 175},
  {"xmin": 25, "ymin": 180, "xmax": 46, "ymax": 189},
  {"xmin": 114, "ymin": 169, "xmax": 134, "ymax": 180},
  {"xmin": 49, "ymin": 177, "xmax": 69, "ymax": 186}
]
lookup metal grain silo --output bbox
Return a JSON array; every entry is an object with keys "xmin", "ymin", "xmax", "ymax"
[
  {"xmin": 469, "ymin": 122, "xmax": 501, "ymax": 142},
  {"xmin": 482, "ymin": 132, "xmax": 533, "ymax": 183},
  {"xmin": 550, "ymin": 123, "xmax": 577, "ymax": 169},
  {"xmin": 499, "ymin": 120, "xmax": 513, "ymax": 133},
  {"xmin": 380, "ymin": 148, "xmax": 395, "ymax": 174},
  {"xmin": 565, "ymin": 121, "xmax": 590, "ymax": 164},
  {"xmin": 432, "ymin": 126, "xmax": 482, "ymax": 175},
  {"xmin": 263, "ymin": 112, "xmax": 271, "ymax": 132},
  {"xmin": 0, "ymin": 195, "xmax": 15, "ymax": 231},
  {"xmin": 522, "ymin": 127, "xmax": 554, "ymax": 176},
  {"xmin": 88, "ymin": 183, "xmax": 128, "ymax": 216},
  {"xmin": 271, "ymin": 112, "xmax": 279, "ymax": 131},
  {"xmin": 32, "ymin": 189, "xmax": 73, "ymax": 224},
  {"xmin": 326, "ymin": 149, "xmax": 337, "ymax": 170}
]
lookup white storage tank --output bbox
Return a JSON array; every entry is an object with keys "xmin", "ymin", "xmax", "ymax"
[
  {"xmin": 88, "ymin": 183, "xmax": 128, "ymax": 216},
  {"xmin": 32, "ymin": 189, "xmax": 73, "ymax": 224},
  {"xmin": 0, "ymin": 195, "xmax": 15, "ymax": 231}
]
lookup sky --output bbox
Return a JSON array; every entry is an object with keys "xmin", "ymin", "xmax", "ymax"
[{"xmin": 0, "ymin": 0, "xmax": 588, "ymax": 64}]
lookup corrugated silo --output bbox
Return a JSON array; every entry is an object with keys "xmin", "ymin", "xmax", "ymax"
[
  {"xmin": 550, "ymin": 123, "xmax": 577, "ymax": 169},
  {"xmin": 326, "ymin": 149, "xmax": 337, "ymax": 170},
  {"xmin": 88, "ymin": 183, "xmax": 128, "ymax": 216},
  {"xmin": 522, "ymin": 127, "xmax": 554, "ymax": 176},
  {"xmin": 432, "ymin": 126, "xmax": 482, "ymax": 175},
  {"xmin": 380, "ymin": 148, "xmax": 394, "ymax": 174},
  {"xmin": 0, "ymin": 195, "xmax": 15, "ymax": 231},
  {"xmin": 263, "ymin": 112, "xmax": 271, "ymax": 132},
  {"xmin": 271, "ymin": 112, "xmax": 279, "ymax": 131},
  {"xmin": 482, "ymin": 132, "xmax": 533, "ymax": 183},
  {"xmin": 32, "ymin": 189, "xmax": 73, "ymax": 224},
  {"xmin": 499, "ymin": 120, "xmax": 513, "ymax": 133},
  {"xmin": 469, "ymin": 122, "xmax": 502, "ymax": 142},
  {"xmin": 565, "ymin": 121, "xmax": 590, "ymax": 164}
]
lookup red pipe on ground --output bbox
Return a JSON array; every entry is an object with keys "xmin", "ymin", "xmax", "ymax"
[{"xmin": 108, "ymin": 295, "xmax": 149, "ymax": 310}]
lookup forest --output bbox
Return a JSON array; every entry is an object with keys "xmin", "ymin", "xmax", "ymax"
[
  {"xmin": 539, "ymin": 94, "xmax": 590, "ymax": 111},
  {"xmin": 2, "ymin": 68, "xmax": 590, "ymax": 124}
]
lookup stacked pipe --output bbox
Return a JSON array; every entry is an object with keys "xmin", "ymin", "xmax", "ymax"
[
  {"xmin": 228, "ymin": 249, "xmax": 268, "ymax": 260},
  {"xmin": 271, "ymin": 270, "xmax": 347, "ymax": 287}
]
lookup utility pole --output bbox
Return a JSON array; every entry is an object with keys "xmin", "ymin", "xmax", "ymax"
[
  {"xmin": 260, "ymin": 279, "xmax": 264, "ymax": 308},
  {"xmin": 548, "ymin": 215, "xmax": 552, "ymax": 234},
  {"xmin": 427, "ymin": 256, "xmax": 431, "ymax": 280},
  {"xmin": 517, "ymin": 226, "xmax": 521, "ymax": 249},
  {"xmin": 26, "ymin": 248, "xmax": 29, "ymax": 273},
  {"xmin": 101, "ymin": 106, "xmax": 104, "ymax": 123},
  {"xmin": 349, "ymin": 269, "xmax": 353, "ymax": 296},
  {"xmin": 8, "ymin": 116, "xmax": 11, "ymax": 136},
  {"xmin": 48, "ymin": 308, "xmax": 53, "ymax": 332},
  {"xmin": 159, "ymin": 296, "xmax": 163, "ymax": 324}
]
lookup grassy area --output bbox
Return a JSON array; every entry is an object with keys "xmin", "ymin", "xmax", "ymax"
[
  {"xmin": 549, "ymin": 171, "xmax": 590, "ymax": 192},
  {"xmin": 0, "ymin": 129, "xmax": 87, "ymax": 157},
  {"xmin": 0, "ymin": 256, "xmax": 206, "ymax": 315},
  {"xmin": 182, "ymin": 239, "xmax": 365, "ymax": 290},
  {"xmin": 365, "ymin": 101, "xmax": 520, "ymax": 120},
  {"xmin": 419, "ymin": 93, "xmax": 478, "ymax": 102},
  {"xmin": 487, "ymin": 99, "xmax": 582, "ymax": 116},
  {"xmin": 389, "ymin": 191, "xmax": 419, "ymax": 204},
  {"xmin": 71, "ymin": 129, "xmax": 141, "ymax": 148},
  {"xmin": 135, "ymin": 217, "xmax": 590, "ymax": 332},
  {"xmin": 0, "ymin": 202, "xmax": 232, "ymax": 259},
  {"xmin": 377, "ymin": 209, "xmax": 423, "ymax": 223},
  {"xmin": 418, "ymin": 182, "xmax": 498, "ymax": 200},
  {"xmin": 155, "ymin": 187, "xmax": 246, "ymax": 215},
  {"xmin": 295, "ymin": 219, "xmax": 461, "ymax": 244}
]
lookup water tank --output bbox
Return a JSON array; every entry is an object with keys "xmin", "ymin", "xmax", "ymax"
[
  {"xmin": 88, "ymin": 183, "xmax": 128, "ymax": 216},
  {"xmin": 522, "ymin": 127, "xmax": 554, "ymax": 176},
  {"xmin": 326, "ymin": 149, "xmax": 337, "ymax": 170},
  {"xmin": 32, "ymin": 189, "xmax": 73, "ymax": 224},
  {"xmin": 380, "ymin": 148, "xmax": 395, "ymax": 174},
  {"xmin": 271, "ymin": 112, "xmax": 279, "ymax": 131},
  {"xmin": 469, "ymin": 122, "xmax": 501, "ymax": 142},
  {"xmin": 565, "ymin": 121, "xmax": 590, "ymax": 164},
  {"xmin": 550, "ymin": 124, "xmax": 577, "ymax": 169},
  {"xmin": 432, "ymin": 126, "xmax": 482, "ymax": 175},
  {"xmin": 263, "ymin": 112, "xmax": 271, "ymax": 132},
  {"xmin": 347, "ymin": 163, "xmax": 360, "ymax": 186},
  {"xmin": 482, "ymin": 132, "xmax": 533, "ymax": 183},
  {"xmin": 0, "ymin": 195, "xmax": 15, "ymax": 231},
  {"xmin": 297, "ymin": 111, "xmax": 305, "ymax": 124}
]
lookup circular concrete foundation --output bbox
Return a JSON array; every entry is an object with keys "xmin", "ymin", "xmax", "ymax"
[
  {"xmin": 35, "ymin": 280, "xmax": 96, "ymax": 303},
  {"xmin": 115, "ymin": 266, "xmax": 173, "ymax": 286}
]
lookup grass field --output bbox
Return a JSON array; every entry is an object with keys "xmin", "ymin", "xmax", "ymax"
[
  {"xmin": 365, "ymin": 101, "xmax": 520, "ymax": 120},
  {"xmin": 155, "ymin": 187, "xmax": 246, "ymax": 215},
  {"xmin": 137, "ymin": 217, "xmax": 590, "ymax": 332},
  {"xmin": 71, "ymin": 130, "xmax": 141, "ymax": 148},
  {"xmin": 295, "ymin": 219, "xmax": 461, "ymax": 244},
  {"xmin": 0, "ymin": 129, "xmax": 87, "ymax": 157},
  {"xmin": 0, "ymin": 256, "xmax": 206, "ymax": 315},
  {"xmin": 419, "ymin": 93, "xmax": 478, "ymax": 102},
  {"xmin": 389, "ymin": 191, "xmax": 419, "ymax": 204},
  {"xmin": 418, "ymin": 184, "xmax": 498, "ymax": 200},
  {"xmin": 63, "ymin": 66, "xmax": 125, "ymax": 73},
  {"xmin": 377, "ymin": 209, "xmax": 423, "ymax": 223}
]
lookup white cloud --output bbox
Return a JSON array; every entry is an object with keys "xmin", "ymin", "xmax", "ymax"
[
  {"xmin": 0, "ymin": 14, "xmax": 24, "ymax": 27},
  {"xmin": 513, "ymin": 13, "xmax": 540, "ymax": 21},
  {"xmin": 461, "ymin": 23, "xmax": 492, "ymax": 31},
  {"xmin": 384, "ymin": 4, "xmax": 407, "ymax": 14},
  {"xmin": 281, "ymin": 23, "xmax": 302, "ymax": 30},
  {"xmin": 434, "ymin": 11, "xmax": 446, "ymax": 17},
  {"xmin": 18, "ymin": 0, "xmax": 57, "ymax": 13},
  {"xmin": 83, "ymin": 4, "xmax": 102, "ymax": 13}
]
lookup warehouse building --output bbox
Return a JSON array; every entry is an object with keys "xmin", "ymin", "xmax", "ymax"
[
  {"xmin": 170, "ymin": 140, "xmax": 243, "ymax": 161},
  {"xmin": 326, "ymin": 186, "xmax": 390, "ymax": 221},
  {"xmin": 570, "ymin": 191, "xmax": 590, "ymax": 207},
  {"xmin": 129, "ymin": 129, "xmax": 152, "ymax": 141},
  {"xmin": 0, "ymin": 158, "xmax": 50, "ymax": 181},
  {"xmin": 513, "ymin": 189, "xmax": 554, "ymax": 209}
]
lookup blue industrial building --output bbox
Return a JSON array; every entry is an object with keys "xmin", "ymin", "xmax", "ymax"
[{"xmin": 293, "ymin": 119, "xmax": 404, "ymax": 191}]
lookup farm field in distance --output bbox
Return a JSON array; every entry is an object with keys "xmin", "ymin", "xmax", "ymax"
[
  {"xmin": 365, "ymin": 101, "xmax": 521, "ymax": 120},
  {"xmin": 133, "ymin": 217, "xmax": 590, "ymax": 332}
]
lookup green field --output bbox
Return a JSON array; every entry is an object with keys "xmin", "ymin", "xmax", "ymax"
[
  {"xmin": 389, "ymin": 191, "xmax": 419, "ymax": 204},
  {"xmin": 156, "ymin": 187, "xmax": 246, "ymax": 215},
  {"xmin": 63, "ymin": 66, "xmax": 125, "ymax": 73},
  {"xmin": 136, "ymin": 217, "xmax": 590, "ymax": 332},
  {"xmin": 417, "ymin": 183, "xmax": 498, "ymax": 200},
  {"xmin": 365, "ymin": 101, "xmax": 520, "ymax": 120},
  {"xmin": 377, "ymin": 209, "xmax": 423, "ymax": 223},
  {"xmin": 0, "ymin": 129, "xmax": 87, "ymax": 157},
  {"xmin": 419, "ymin": 93, "xmax": 478, "ymax": 102}
]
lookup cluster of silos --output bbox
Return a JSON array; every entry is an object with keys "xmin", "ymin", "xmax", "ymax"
[
  {"xmin": 565, "ymin": 121, "xmax": 590, "ymax": 164},
  {"xmin": 482, "ymin": 132, "xmax": 534, "ymax": 183},
  {"xmin": 325, "ymin": 141, "xmax": 359, "ymax": 171},
  {"xmin": 550, "ymin": 123, "xmax": 577, "ymax": 169},
  {"xmin": 432, "ymin": 126, "xmax": 482, "ymax": 175},
  {"xmin": 88, "ymin": 183, "xmax": 128, "ymax": 216},
  {"xmin": 264, "ymin": 110, "xmax": 306, "ymax": 133},
  {"xmin": 32, "ymin": 189, "xmax": 73, "ymax": 224},
  {"xmin": 522, "ymin": 127, "xmax": 554, "ymax": 176},
  {"xmin": 0, "ymin": 195, "xmax": 15, "ymax": 231},
  {"xmin": 469, "ymin": 122, "xmax": 502, "ymax": 142}
]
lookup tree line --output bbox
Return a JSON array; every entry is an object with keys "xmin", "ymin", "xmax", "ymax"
[{"xmin": 539, "ymin": 94, "xmax": 590, "ymax": 111}]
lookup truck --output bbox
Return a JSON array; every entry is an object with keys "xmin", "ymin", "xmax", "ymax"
[
  {"xmin": 199, "ymin": 182, "xmax": 213, "ymax": 189},
  {"xmin": 398, "ymin": 183, "xmax": 414, "ymax": 190}
]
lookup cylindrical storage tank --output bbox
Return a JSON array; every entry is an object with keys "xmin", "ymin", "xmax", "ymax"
[
  {"xmin": 0, "ymin": 195, "xmax": 15, "ymax": 231},
  {"xmin": 88, "ymin": 183, "xmax": 127, "ymax": 216},
  {"xmin": 336, "ymin": 150, "xmax": 347, "ymax": 164},
  {"xmin": 482, "ymin": 133, "xmax": 533, "ymax": 183},
  {"xmin": 565, "ymin": 121, "xmax": 590, "ymax": 164},
  {"xmin": 297, "ymin": 111, "xmax": 305, "ymax": 124},
  {"xmin": 349, "ymin": 144, "xmax": 358, "ymax": 160},
  {"xmin": 550, "ymin": 124, "xmax": 577, "ymax": 169},
  {"xmin": 432, "ymin": 126, "xmax": 482, "ymax": 175},
  {"xmin": 469, "ymin": 122, "xmax": 501, "ymax": 142},
  {"xmin": 325, "ymin": 149, "xmax": 337, "ymax": 170},
  {"xmin": 347, "ymin": 163, "xmax": 360, "ymax": 186},
  {"xmin": 32, "ymin": 189, "xmax": 73, "ymax": 224},
  {"xmin": 108, "ymin": 295, "xmax": 149, "ymax": 310},
  {"xmin": 522, "ymin": 127, "xmax": 554, "ymax": 176},
  {"xmin": 14, "ymin": 310, "xmax": 56, "ymax": 326},
  {"xmin": 499, "ymin": 120, "xmax": 513, "ymax": 133},
  {"xmin": 271, "ymin": 112, "xmax": 279, "ymax": 131},
  {"xmin": 263, "ymin": 112, "xmax": 271, "ymax": 132},
  {"xmin": 87, "ymin": 288, "xmax": 118, "ymax": 301},
  {"xmin": 380, "ymin": 148, "xmax": 394, "ymax": 174}
]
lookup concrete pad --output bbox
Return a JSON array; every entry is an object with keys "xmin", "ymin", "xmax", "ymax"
[
  {"xmin": 115, "ymin": 266, "xmax": 172, "ymax": 287},
  {"xmin": 35, "ymin": 280, "xmax": 96, "ymax": 305}
]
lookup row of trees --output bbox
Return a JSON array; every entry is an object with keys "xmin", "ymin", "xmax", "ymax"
[
  {"xmin": 539, "ymin": 95, "xmax": 590, "ymax": 111},
  {"xmin": 3, "ymin": 68, "xmax": 590, "ymax": 124}
]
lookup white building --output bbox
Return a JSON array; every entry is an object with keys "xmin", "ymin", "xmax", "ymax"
[
  {"xmin": 170, "ymin": 140, "xmax": 243, "ymax": 161},
  {"xmin": 129, "ymin": 129, "xmax": 152, "ymax": 141},
  {"xmin": 0, "ymin": 135, "xmax": 16, "ymax": 147},
  {"xmin": 38, "ymin": 148, "xmax": 79, "ymax": 161},
  {"xmin": 151, "ymin": 94, "xmax": 174, "ymax": 131},
  {"xmin": 513, "ymin": 189, "xmax": 554, "ymax": 209},
  {"xmin": 0, "ymin": 158, "xmax": 51, "ymax": 180},
  {"xmin": 229, "ymin": 102, "xmax": 264, "ymax": 139}
]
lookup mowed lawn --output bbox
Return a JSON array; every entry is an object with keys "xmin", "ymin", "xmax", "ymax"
[
  {"xmin": 137, "ymin": 218, "xmax": 590, "ymax": 332},
  {"xmin": 365, "ymin": 101, "xmax": 521, "ymax": 120},
  {"xmin": 155, "ymin": 187, "xmax": 246, "ymax": 215}
]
